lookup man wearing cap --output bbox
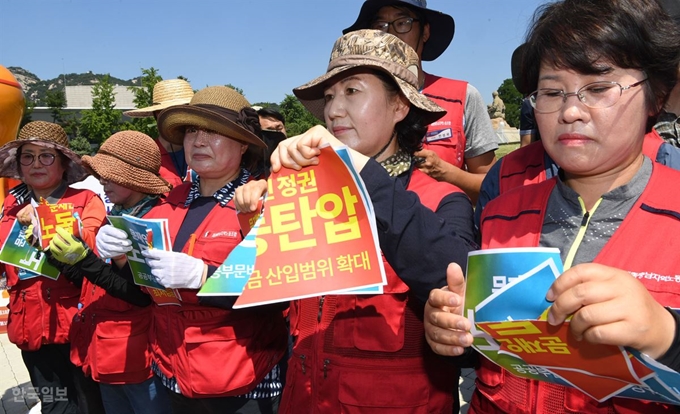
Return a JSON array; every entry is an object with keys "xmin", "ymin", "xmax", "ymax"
[
  {"xmin": 124, "ymin": 78, "xmax": 195, "ymax": 189},
  {"xmin": 344, "ymin": 0, "xmax": 498, "ymax": 201}
]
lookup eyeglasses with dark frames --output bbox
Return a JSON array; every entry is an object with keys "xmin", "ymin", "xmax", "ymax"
[
  {"xmin": 370, "ymin": 17, "xmax": 420, "ymax": 34},
  {"xmin": 19, "ymin": 153, "xmax": 57, "ymax": 167}
]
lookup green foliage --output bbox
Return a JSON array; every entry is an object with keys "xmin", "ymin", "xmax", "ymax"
[
  {"xmin": 69, "ymin": 136, "xmax": 94, "ymax": 156},
  {"xmin": 279, "ymin": 94, "xmax": 321, "ymax": 136},
  {"xmin": 45, "ymin": 89, "xmax": 66, "ymax": 123},
  {"xmin": 226, "ymin": 84, "xmax": 245, "ymax": 96},
  {"xmin": 126, "ymin": 67, "xmax": 162, "ymax": 137},
  {"xmin": 497, "ymin": 78, "xmax": 523, "ymax": 128},
  {"xmin": 79, "ymin": 74, "xmax": 122, "ymax": 148},
  {"xmin": 253, "ymin": 102, "xmax": 281, "ymax": 111},
  {"xmin": 61, "ymin": 113, "xmax": 81, "ymax": 139}
]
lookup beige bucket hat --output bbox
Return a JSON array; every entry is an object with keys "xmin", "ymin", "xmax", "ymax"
[
  {"xmin": 82, "ymin": 131, "xmax": 173, "ymax": 195},
  {"xmin": 124, "ymin": 79, "xmax": 194, "ymax": 118},
  {"xmin": 293, "ymin": 29, "xmax": 445, "ymax": 125}
]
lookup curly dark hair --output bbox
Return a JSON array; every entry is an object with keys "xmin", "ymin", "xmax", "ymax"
[{"xmin": 371, "ymin": 69, "xmax": 427, "ymax": 156}]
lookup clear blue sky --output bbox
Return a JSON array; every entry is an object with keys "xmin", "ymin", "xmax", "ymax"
[{"xmin": 0, "ymin": 0, "xmax": 546, "ymax": 106}]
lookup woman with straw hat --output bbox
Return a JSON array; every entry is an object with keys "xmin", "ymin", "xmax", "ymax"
[
  {"xmin": 124, "ymin": 78, "xmax": 195, "ymax": 188},
  {"xmin": 235, "ymin": 29, "xmax": 477, "ymax": 413},
  {"xmin": 0, "ymin": 120, "xmax": 108, "ymax": 414},
  {"xmin": 103, "ymin": 85, "xmax": 287, "ymax": 413},
  {"xmin": 44, "ymin": 130, "xmax": 172, "ymax": 414}
]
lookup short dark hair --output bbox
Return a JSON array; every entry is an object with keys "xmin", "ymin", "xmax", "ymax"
[
  {"xmin": 257, "ymin": 108, "xmax": 285, "ymax": 125},
  {"xmin": 520, "ymin": 0, "xmax": 680, "ymax": 117}
]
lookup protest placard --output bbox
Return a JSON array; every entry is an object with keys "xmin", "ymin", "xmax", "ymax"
[
  {"xmin": 465, "ymin": 247, "xmax": 680, "ymax": 404},
  {"xmin": 199, "ymin": 145, "xmax": 386, "ymax": 306}
]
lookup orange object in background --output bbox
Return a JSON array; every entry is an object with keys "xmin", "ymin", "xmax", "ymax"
[{"xmin": 0, "ymin": 65, "xmax": 25, "ymax": 206}]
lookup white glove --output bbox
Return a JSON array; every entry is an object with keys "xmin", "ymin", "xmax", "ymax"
[
  {"xmin": 96, "ymin": 225, "xmax": 133, "ymax": 259},
  {"xmin": 142, "ymin": 248, "xmax": 206, "ymax": 289}
]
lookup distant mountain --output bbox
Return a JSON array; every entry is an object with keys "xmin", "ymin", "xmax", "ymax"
[{"xmin": 7, "ymin": 66, "xmax": 141, "ymax": 106}]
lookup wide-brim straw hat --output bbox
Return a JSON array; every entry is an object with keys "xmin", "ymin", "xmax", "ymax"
[
  {"xmin": 82, "ymin": 131, "xmax": 172, "ymax": 195},
  {"xmin": 294, "ymin": 29, "xmax": 445, "ymax": 126},
  {"xmin": 124, "ymin": 79, "xmax": 194, "ymax": 118},
  {"xmin": 157, "ymin": 86, "xmax": 267, "ymax": 149},
  {"xmin": 343, "ymin": 0, "xmax": 455, "ymax": 61},
  {"xmin": 0, "ymin": 120, "xmax": 86, "ymax": 185}
]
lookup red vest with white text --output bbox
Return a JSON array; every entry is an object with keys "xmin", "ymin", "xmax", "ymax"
[
  {"xmin": 422, "ymin": 73, "xmax": 468, "ymax": 168},
  {"xmin": 474, "ymin": 163, "xmax": 680, "ymax": 414},
  {"xmin": 279, "ymin": 169, "xmax": 464, "ymax": 413},
  {"xmin": 143, "ymin": 183, "xmax": 287, "ymax": 398}
]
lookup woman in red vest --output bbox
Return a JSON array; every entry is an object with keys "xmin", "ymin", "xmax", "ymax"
[
  {"xmin": 424, "ymin": 0, "xmax": 680, "ymax": 413},
  {"xmin": 44, "ymin": 130, "xmax": 173, "ymax": 414},
  {"xmin": 100, "ymin": 86, "xmax": 288, "ymax": 413},
  {"xmin": 0, "ymin": 121, "xmax": 107, "ymax": 413},
  {"xmin": 235, "ymin": 29, "xmax": 477, "ymax": 413}
]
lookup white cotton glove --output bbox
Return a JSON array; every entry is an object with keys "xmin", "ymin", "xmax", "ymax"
[
  {"xmin": 141, "ymin": 248, "xmax": 206, "ymax": 289},
  {"xmin": 96, "ymin": 225, "xmax": 133, "ymax": 259}
]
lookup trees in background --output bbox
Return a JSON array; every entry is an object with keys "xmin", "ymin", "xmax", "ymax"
[
  {"xmin": 45, "ymin": 89, "xmax": 66, "ymax": 123},
  {"xmin": 279, "ymin": 94, "xmax": 322, "ymax": 136},
  {"xmin": 124, "ymin": 67, "xmax": 163, "ymax": 137},
  {"xmin": 79, "ymin": 74, "xmax": 122, "ymax": 149},
  {"xmin": 496, "ymin": 78, "xmax": 523, "ymax": 128}
]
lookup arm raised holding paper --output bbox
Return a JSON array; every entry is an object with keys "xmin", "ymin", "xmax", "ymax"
[{"xmin": 237, "ymin": 29, "xmax": 477, "ymax": 413}]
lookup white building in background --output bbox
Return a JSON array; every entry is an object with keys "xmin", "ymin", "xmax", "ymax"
[{"xmin": 31, "ymin": 85, "xmax": 137, "ymax": 122}]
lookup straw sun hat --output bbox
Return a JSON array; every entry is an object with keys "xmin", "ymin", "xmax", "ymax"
[
  {"xmin": 82, "ymin": 131, "xmax": 172, "ymax": 195},
  {"xmin": 124, "ymin": 79, "xmax": 194, "ymax": 118},
  {"xmin": 0, "ymin": 120, "xmax": 87, "ymax": 185},
  {"xmin": 294, "ymin": 29, "xmax": 445, "ymax": 125},
  {"xmin": 157, "ymin": 86, "xmax": 266, "ymax": 149}
]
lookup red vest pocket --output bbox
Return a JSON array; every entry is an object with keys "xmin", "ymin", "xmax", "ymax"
[
  {"xmin": 91, "ymin": 314, "xmax": 151, "ymax": 381},
  {"xmin": 338, "ymin": 370, "xmax": 429, "ymax": 413}
]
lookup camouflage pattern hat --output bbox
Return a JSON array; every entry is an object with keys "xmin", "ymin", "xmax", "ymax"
[{"xmin": 293, "ymin": 29, "xmax": 445, "ymax": 125}]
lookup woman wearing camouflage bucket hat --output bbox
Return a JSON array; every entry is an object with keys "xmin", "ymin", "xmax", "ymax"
[
  {"xmin": 95, "ymin": 86, "xmax": 287, "ymax": 413},
  {"xmin": 0, "ymin": 121, "xmax": 108, "ymax": 413},
  {"xmin": 45, "ymin": 130, "xmax": 172, "ymax": 414},
  {"xmin": 235, "ymin": 29, "xmax": 476, "ymax": 413}
]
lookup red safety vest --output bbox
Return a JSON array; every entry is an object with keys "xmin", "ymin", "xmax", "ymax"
[
  {"xmin": 422, "ymin": 73, "xmax": 468, "ymax": 169},
  {"xmin": 1, "ymin": 188, "xmax": 105, "ymax": 351},
  {"xmin": 499, "ymin": 131, "xmax": 666, "ymax": 194},
  {"xmin": 157, "ymin": 140, "xmax": 184, "ymax": 190},
  {"xmin": 143, "ymin": 183, "xmax": 287, "ymax": 398},
  {"xmin": 474, "ymin": 163, "xmax": 680, "ymax": 414},
  {"xmin": 70, "ymin": 204, "xmax": 161, "ymax": 384},
  {"xmin": 279, "ymin": 169, "xmax": 464, "ymax": 413}
]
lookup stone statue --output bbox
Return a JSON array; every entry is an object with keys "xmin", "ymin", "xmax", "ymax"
[{"xmin": 487, "ymin": 90, "xmax": 506, "ymax": 119}]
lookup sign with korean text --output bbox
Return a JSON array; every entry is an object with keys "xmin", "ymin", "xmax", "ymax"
[
  {"xmin": 199, "ymin": 145, "xmax": 386, "ymax": 307},
  {"xmin": 465, "ymin": 247, "xmax": 680, "ymax": 404},
  {"xmin": 0, "ymin": 220, "xmax": 60, "ymax": 280},
  {"xmin": 33, "ymin": 199, "xmax": 82, "ymax": 250}
]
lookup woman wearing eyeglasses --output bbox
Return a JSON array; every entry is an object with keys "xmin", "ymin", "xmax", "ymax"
[
  {"xmin": 0, "ymin": 121, "xmax": 108, "ymax": 413},
  {"xmin": 423, "ymin": 0, "xmax": 680, "ymax": 413},
  {"xmin": 344, "ymin": 0, "xmax": 498, "ymax": 203}
]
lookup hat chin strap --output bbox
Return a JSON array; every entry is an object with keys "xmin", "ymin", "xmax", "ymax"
[{"xmin": 371, "ymin": 130, "xmax": 397, "ymax": 160}]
